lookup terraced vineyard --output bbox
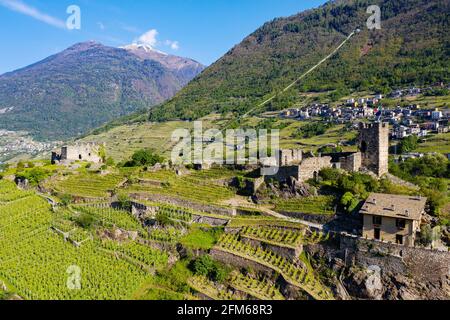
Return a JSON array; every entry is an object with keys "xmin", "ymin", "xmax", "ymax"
[
  {"xmin": 145, "ymin": 227, "xmax": 182, "ymax": 243},
  {"xmin": 72, "ymin": 205, "xmax": 146, "ymax": 233},
  {"xmin": 49, "ymin": 172, "xmax": 124, "ymax": 198},
  {"xmin": 229, "ymin": 272, "xmax": 284, "ymax": 300},
  {"xmin": 274, "ymin": 196, "xmax": 336, "ymax": 215},
  {"xmin": 100, "ymin": 240, "xmax": 168, "ymax": 270},
  {"xmin": 0, "ymin": 181, "xmax": 165, "ymax": 300},
  {"xmin": 215, "ymin": 234, "xmax": 333, "ymax": 300},
  {"xmin": 240, "ymin": 225, "xmax": 304, "ymax": 248},
  {"xmin": 187, "ymin": 276, "xmax": 238, "ymax": 300},
  {"xmin": 156, "ymin": 205, "xmax": 193, "ymax": 222}
]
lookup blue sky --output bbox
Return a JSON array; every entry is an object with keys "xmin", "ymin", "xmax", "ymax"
[{"xmin": 0, "ymin": 0, "xmax": 327, "ymax": 74}]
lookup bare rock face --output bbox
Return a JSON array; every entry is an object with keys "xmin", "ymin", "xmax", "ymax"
[
  {"xmin": 343, "ymin": 265, "xmax": 450, "ymax": 300},
  {"xmin": 257, "ymin": 179, "xmax": 316, "ymax": 201},
  {"xmin": 344, "ymin": 266, "xmax": 383, "ymax": 300}
]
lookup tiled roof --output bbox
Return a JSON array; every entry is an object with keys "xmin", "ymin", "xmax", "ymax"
[{"xmin": 360, "ymin": 193, "xmax": 427, "ymax": 221}]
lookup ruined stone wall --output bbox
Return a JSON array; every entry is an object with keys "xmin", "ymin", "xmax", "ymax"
[
  {"xmin": 298, "ymin": 156, "xmax": 332, "ymax": 181},
  {"xmin": 340, "ymin": 152, "xmax": 362, "ymax": 172},
  {"xmin": 246, "ymin": 177, "xmax": 265, "ymax": 195},
  {"xmin": 61, "ymin": 143, "xmax": 103, "ymax": 163},
  {"xmin": 279, "ymin": 149, "xmax": 303, "ymax": 166},
  {"xmin": 358, "ymin": 123, "xmax": 389, "ymax": 176},
  {"xmin": 265, "ymin": 165, "xmax": 301, "ymax": 183},
  {"xmin": 192, "ymin": 214, "xmax": 229, "ymax": 226}
]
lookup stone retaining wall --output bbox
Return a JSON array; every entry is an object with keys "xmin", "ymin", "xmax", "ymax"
[
  {"xmin": 210, "ymin": 249, "xmax": 275, "ymax": 276},
  {"xmin": 241, "ymin": 236, "xmax": 302, "ymax": 261}
]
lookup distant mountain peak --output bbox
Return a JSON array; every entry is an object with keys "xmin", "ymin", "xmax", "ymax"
[
  {"xmin": 120, "ymin": 42, "xmax": 206, "ymax": 85},
  {"xmin": 66, "ymin": 41, "xmax": 104, "ymax": 52},
  {"xmin": 121, "ymin": 43, "xmax": 168, "ymax": 56}
]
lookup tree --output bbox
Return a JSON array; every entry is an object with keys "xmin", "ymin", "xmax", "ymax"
[
  {"xmin": 124, "ymin": 149, "xmax": 165, "ymax": 167},
  {"xmin": 340, "ymin": 192, "xmax": 360, "ymax": 213},
  {"xmin": 398, "ymin": 135, "xmax": 419, "ymax": 154}
]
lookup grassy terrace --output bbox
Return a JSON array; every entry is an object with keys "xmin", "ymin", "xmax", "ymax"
[
  {"xmin": 71, "ymin": 205, "xmax": 146, "ymax": 234},
  {"xmin": 273, "ymin": 196, "xmax": 336, "ymax": 215},
  {"xmin": 416, "ymin": 132, "xmax": 450, "ymax": 154},
  {"xmin": 279, "ymin": 124, "xmax": 358, "ymax": 152}
]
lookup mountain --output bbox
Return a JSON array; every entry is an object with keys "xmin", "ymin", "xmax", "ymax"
[
  {"xmin": 122, "ymin": 44, "xmax": 205, "ymax": 86},
  {"xmin": 148, "ymin": 0, "xmax": 449, "ymax": 121},
  {"xmin": 0, "ymin": 41, "xmax": 205, "ymax": 140}
]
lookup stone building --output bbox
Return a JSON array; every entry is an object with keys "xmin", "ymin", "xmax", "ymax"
[
  {"xmin": 272, "ymin": 155, "xmax": 332, "ymax": 182},
  {"xmin": 263, "ymin": 122, "xmax": 389, "ymax": 182},
  {"xmin": 358, "ymin": 122, "xmax": 389, "ymax": 177},
  {"xmin": 361, "ymin": 193, "xmax": 427, "ymax": 247},
  {"xmin": 324, "ymin": 152, "xmax": 362, "ymax": 172},
  {"xmin": 52, "ymin": 143, "xmax": 104, "ymax": 164}
]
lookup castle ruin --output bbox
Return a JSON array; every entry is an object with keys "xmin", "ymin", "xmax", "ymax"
[
  {"xmin": 264, "ymin": 122, "xmax": 389, "ymax": 182},
  {"xmin": 358, "ymin": 122, "xmax": 389, "ymax": 177},
  {"xmin": 52, "ymin": 143, "xmax": 104, "ymax": 164}
]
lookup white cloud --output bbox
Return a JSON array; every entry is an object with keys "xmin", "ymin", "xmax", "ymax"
[
  {"xmin": 137, "ymin": 29, "xmax": 158, "ymax": 47},
  {"xmin": 165, "ymin": 40, "xmax": 180, "ymax": 51},
  {"xmin": 135, "ymin": 29, "xmax": 180, "ymax": 51},
  {"xmin": 0, "ymin": 0, "xmax": 66, "ymax": 29}
]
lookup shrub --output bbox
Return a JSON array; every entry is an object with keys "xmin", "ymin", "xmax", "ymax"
[
  {"xmin": 190, "ymin": 255, "xmax": 229, "ymax": 282},
  {"xmin": 76, "ymin": 213, "xmax": 96, "ymax": 229},
  {"xmin": 117, "ymin": 194, "xmax": 132, "ymax": 211},
  {"xmin": 16, "ymin": 167, "xmax": 52, "ymax": 186},
  {"xmin": 340, "ymin": 192, "xmax": 360, "ymax": 213},
  {"xmin": 60, "ymin": 194, "xmax": 73, "ymax": 207},
  {"xmin": 105, "ymin": 157, "xmax": 115, "ymax": 166}
]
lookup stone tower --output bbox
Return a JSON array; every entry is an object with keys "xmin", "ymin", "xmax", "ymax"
[{"xmin": 358, "ymin": 122, "xmax": 389, "ymax": 177}]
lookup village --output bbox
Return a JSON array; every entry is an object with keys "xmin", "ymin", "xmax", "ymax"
[{"xmin": 279, "ymin": 85, "xmax": 450, "ymax": 143}]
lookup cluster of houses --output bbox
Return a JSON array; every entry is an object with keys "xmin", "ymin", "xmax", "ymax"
[
  {"xmin": 280, "ymin": 93, "xmax": 449, "ymax": 141},
  {"xmin": 385, "ymin": 107, "xmax": 449, "ymax": 139},
  {"xmin": 281, "ymin": 103, "xmax": 377, "ymax": 123}
]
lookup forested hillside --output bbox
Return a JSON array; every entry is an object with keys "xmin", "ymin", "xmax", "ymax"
[{"xmin": 149, "ymin": 0, "xmax": 449, "ymax": 121}]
